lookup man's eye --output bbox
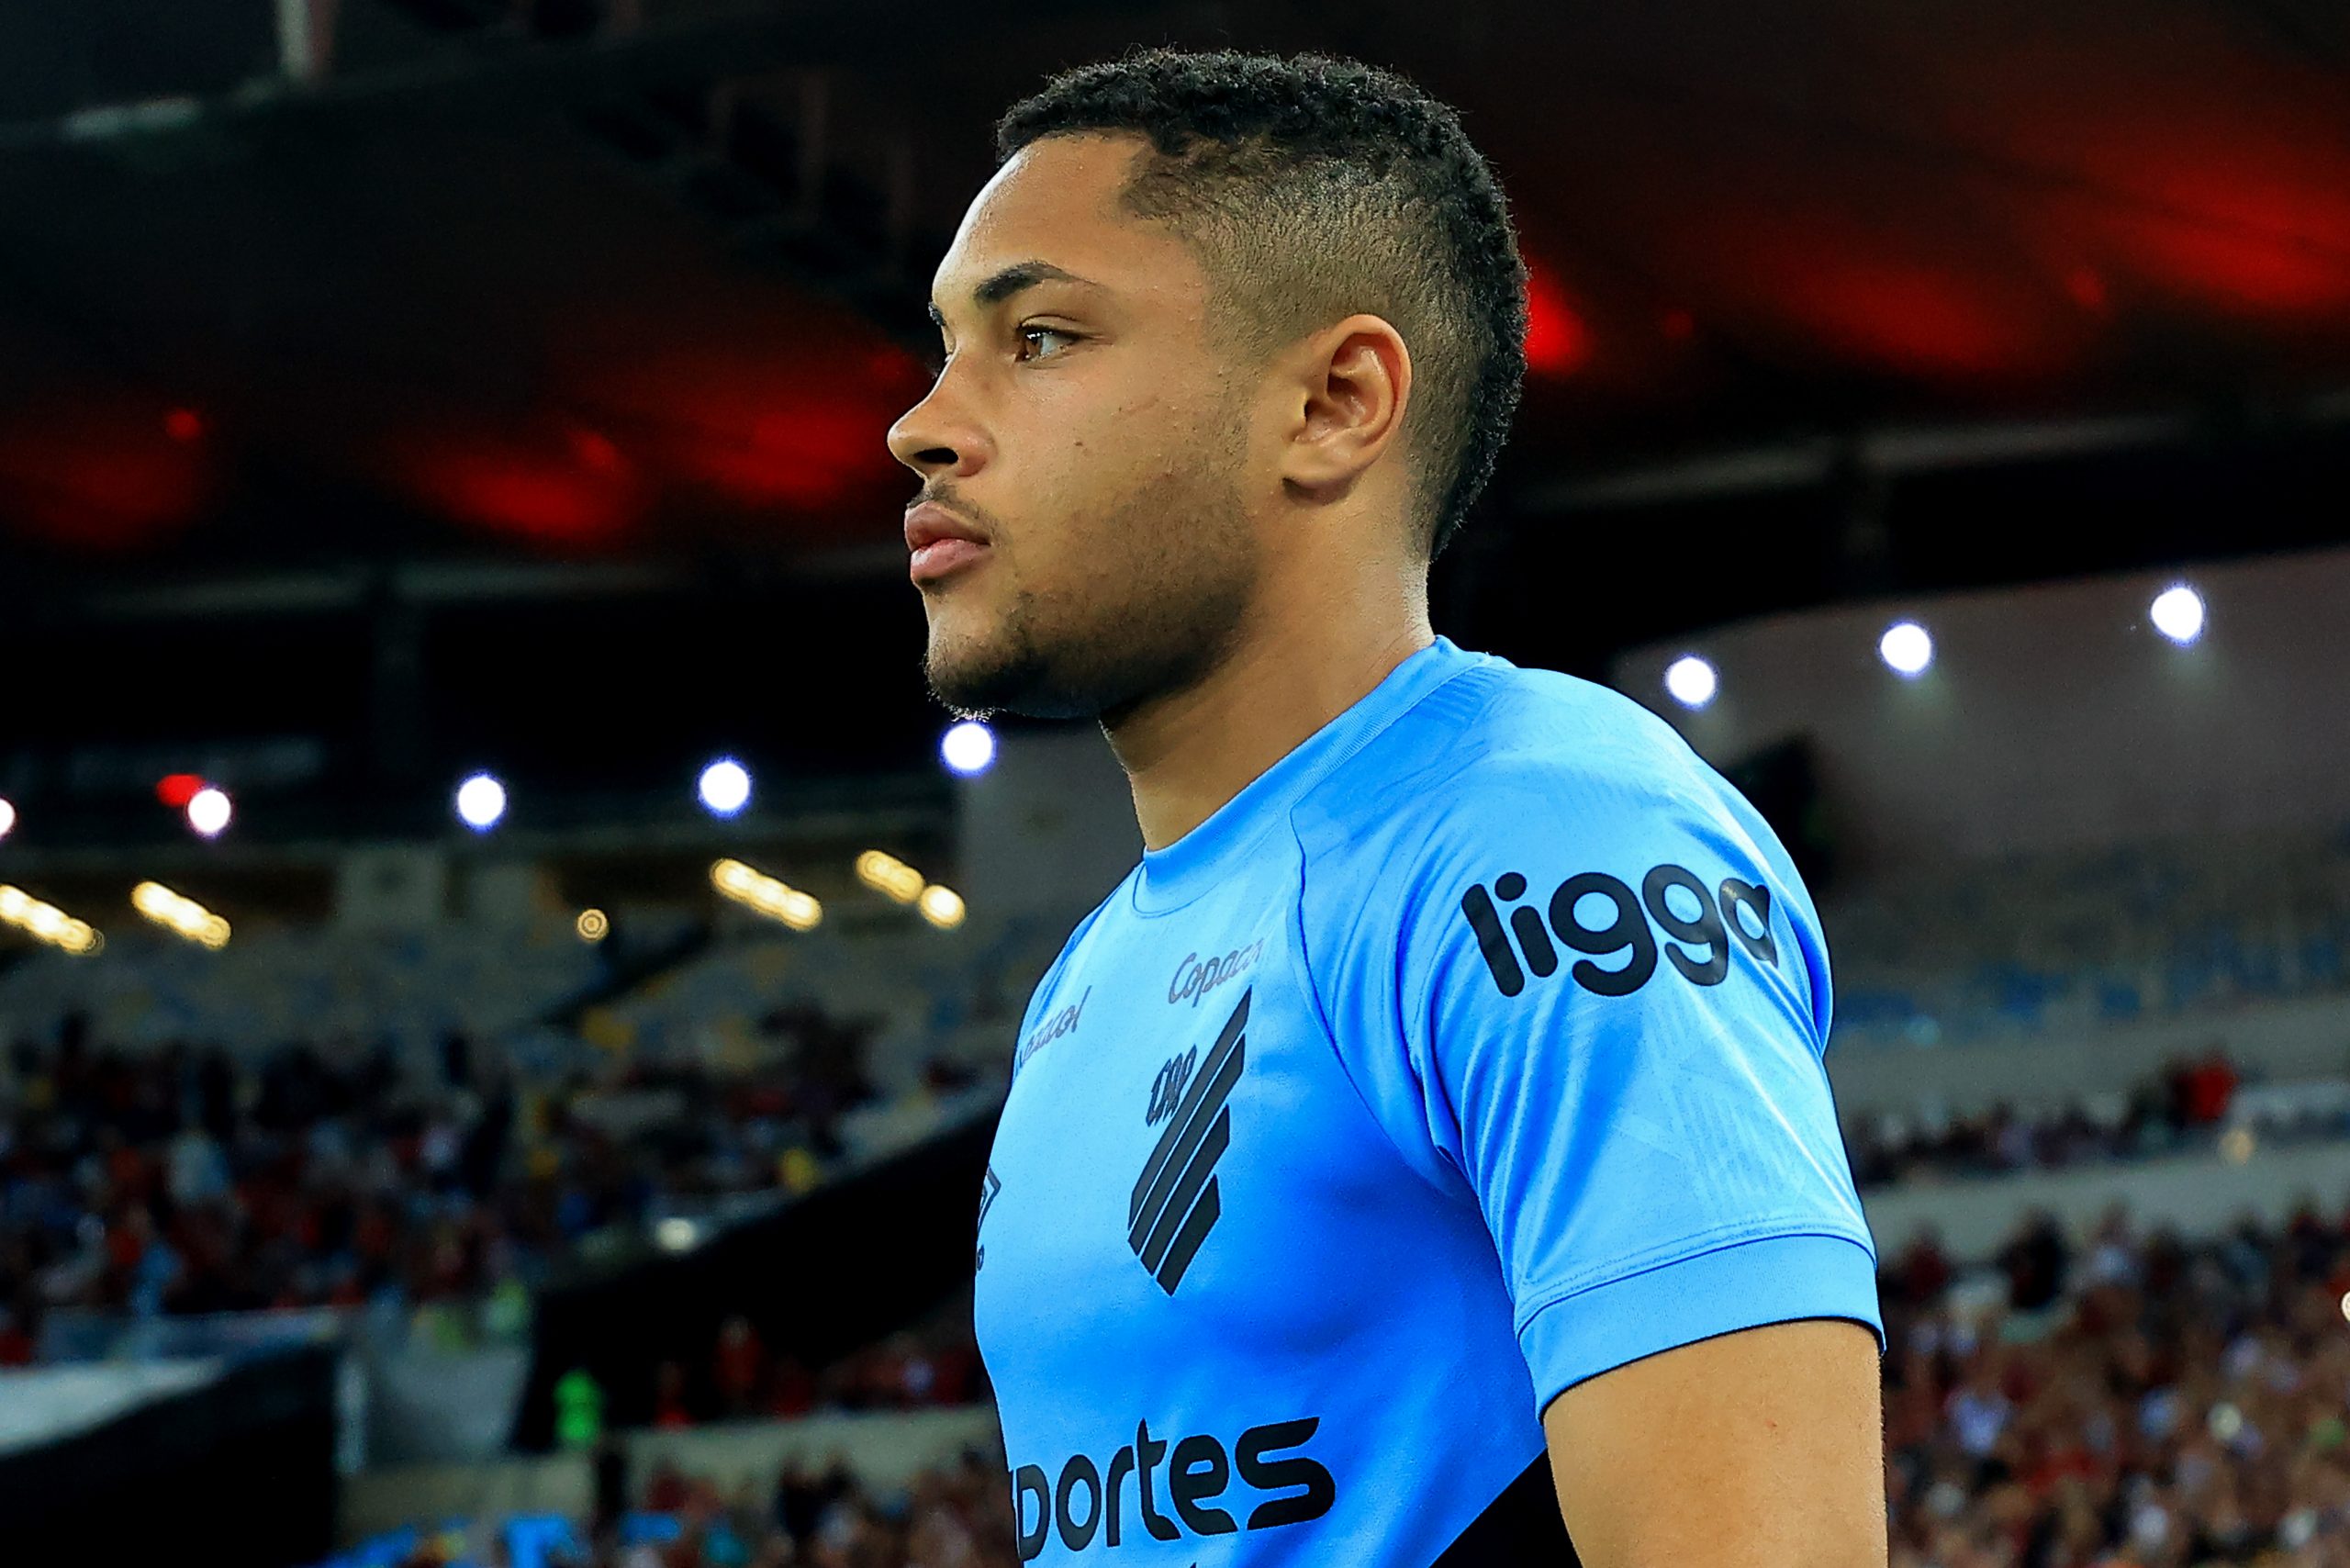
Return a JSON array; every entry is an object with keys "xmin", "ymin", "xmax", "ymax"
[{"xmin": 1016, "ymin": 325, "xmax": 1079, "ymax": 362}]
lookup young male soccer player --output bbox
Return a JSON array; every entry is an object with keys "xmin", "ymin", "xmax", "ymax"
[{"xmin": 888, "ymin": 49, "xmax": 1886, "ymax": 1566}]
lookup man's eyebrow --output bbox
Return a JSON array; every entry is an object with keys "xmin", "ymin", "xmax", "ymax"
[{"xmin": 927, "ymin": 261, "xmax": 1099, "ymax": 329}]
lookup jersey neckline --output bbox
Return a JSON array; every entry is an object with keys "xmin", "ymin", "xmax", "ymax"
[{"xmin": 1130, "ymin": 635, "xmax": 1486, "ymax": 914}]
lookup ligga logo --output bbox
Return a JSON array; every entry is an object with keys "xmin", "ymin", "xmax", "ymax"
[{"xmin": 1460, "ymin": 864, "xmax": 1781, "ymax": 999}]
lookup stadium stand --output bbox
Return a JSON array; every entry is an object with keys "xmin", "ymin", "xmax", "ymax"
[{"xmin": 1828, "ymin": 828, "xmax": 2350, "ymax": 1049}]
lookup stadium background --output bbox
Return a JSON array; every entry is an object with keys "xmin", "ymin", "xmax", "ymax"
[{"xmin": 2, "ymin": 2, "xmax": 2349, "ymax": 1565}]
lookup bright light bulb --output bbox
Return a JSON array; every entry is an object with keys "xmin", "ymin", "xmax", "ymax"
[
  {"xmin": 1663, "ymin": 655, "xmax": 1718, "ymax": 710},
  {"xmin": 455, "ymin": 773, "xmax": 507, "ymax": 832},
  {"xmin": 186, "ymin": 787, "xmax": 233, "ymax": 838},
  {"xmin": 940, "ymin": 721, "xmax": 996, "ymax": 777},
  {"xmin": 0, "ymin": 798, "xmax": 14, "ymax": 841},
  {"xmin": 698, "ymin": 758, "xmax": 752, "ymax": 817},
  {"xmin": 2151, "ymin": 584, "xmax": 2205, "ymax": 645},
  {"xmin": 1879, "ymin": 621, "xmax": 1934, "ymax": 678}
]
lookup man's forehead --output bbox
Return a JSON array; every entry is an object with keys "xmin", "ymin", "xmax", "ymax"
[{"xmin": 932, "ymin": 136, "xmax": 1181, "ymax": 305}]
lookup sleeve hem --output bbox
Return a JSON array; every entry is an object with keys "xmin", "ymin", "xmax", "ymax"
[{"xmin": 1520, "ymin": 1230, "xmax": 1885, "ymax": 1416}]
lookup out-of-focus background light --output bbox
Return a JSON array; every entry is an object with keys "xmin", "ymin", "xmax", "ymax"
[
  {"xmin": 855, "ymin": 850, "xmax": 925, "ymax": 904},
  {"xmin": 940, "ymin": 721, "xmax": 995, "ymax": 777},
  {"xmin": 455, "ymin": 773, "xmax": 507, "ymax": 832},
  {"xmin": 1664, "ymin": 655, "xmax": 1718, "ymax": 710},
  {"xmin": 132, "ymin": 881, "xmax": 230, "ymax": 949},
  {"xmin": 0, "ymin": 885, "xmax": 99, "ymax": 955},
  {"xmin": 185, "ymin": 786, "xmax": 232, "ymax": 838},
  {"xmin": 1879, "ymin": 621, "xmax": 1935, "ymax": 678},
  {"xmin": 916, "ymin": 884, "xmax": 967, "ymax": 930},
  {"xmin": 2152, "ymin": 584, "xmax": 2207, "ymax": 645},
  {"xmin": 711, "ymin": 857, "xmax": 822, "ymax": 931},
  {"xmin": 697, "ymin": 758, "xmax": 752, "ymax": 817}
]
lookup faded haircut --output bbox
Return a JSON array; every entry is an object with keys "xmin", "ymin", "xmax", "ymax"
[{"xmin": 996, "ymin": 49, "xmax": 1528, "ymax": 557}]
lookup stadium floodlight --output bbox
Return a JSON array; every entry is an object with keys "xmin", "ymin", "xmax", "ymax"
[
  {"xmin": 185, "ymin": 787, "xmax": 233, "ymax": 838},
  {"xmin": 2151, "ymin": 584, "xmax": 2206, "ymax": 646},
  {"xmin": 1663, "ymin": 655, "xmax": 1718, "ymax": 711},
  {"xmin": 455, "ymin": 773, "xmax": 508, "ymax": 832},
  {"xmin": 940, "ymin": 720, "xmax": 996, "ymax": 777},
  {"xmin": 0, "ymin": 798, "xmax": 14, "ymax": 842},
  {"xmin": 1878, "ymin": 621, "xmax": 1934, "ymax": 678},
  {"xmin": 698, "ymin": 758, "xmax": 752, "ymax": 818}
]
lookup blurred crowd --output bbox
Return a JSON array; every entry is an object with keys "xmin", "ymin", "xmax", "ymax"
[
  {"xmin": 1849, "ymin": 1050, "xmax": 2245, "ymax": 1190},
  {"xmin": 1883, "ymin": 1197, "xmax": 2350, "ymax": 1566},
  {"xmin": 373, "ymin": 1443, "xmax": 1024, "ymax": 1568},
  {"xmin": 634, "ymin": 1448, "xmax": 1017, "ymax": 1568},
  {"xmin": 637, "ymin": 1308, "xmax": 987, "ymax": 1429},
  {"xmin": 0, "ymin": 1006, "xmax": 884, "ymax": 1358}
]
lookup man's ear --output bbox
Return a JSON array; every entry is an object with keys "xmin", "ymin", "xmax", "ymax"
[{"xmin": 1278, "ymin": 314, "xmax": 1412, "ymax": 499}]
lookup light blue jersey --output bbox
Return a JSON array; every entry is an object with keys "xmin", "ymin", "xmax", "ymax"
[{"xmin": 972, "ymin": 636, "xmax": 1882, "ymax": 1565}]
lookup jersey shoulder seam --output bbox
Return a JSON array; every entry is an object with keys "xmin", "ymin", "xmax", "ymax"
[
  {"xmin": 1292, "ymin": 659, "xmax": 1518, "ymax": 823},
  {"xmin": 1284, "ymin": 813, "xmax": 1466, "ymax": 1204}
]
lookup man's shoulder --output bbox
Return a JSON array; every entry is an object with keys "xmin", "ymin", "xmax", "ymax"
[{"xmin": 1292, "ymin": 655, "xmax": 1718, "ymax": 866}]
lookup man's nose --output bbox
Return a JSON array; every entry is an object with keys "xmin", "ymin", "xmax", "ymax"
[{"xmin": 888, "ymin": 378, "xmax": 988, "ymax": 478}]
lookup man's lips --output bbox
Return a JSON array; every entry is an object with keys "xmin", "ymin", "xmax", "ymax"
[{"xmin": 905, "ymin": 501, "xmax": 991, "ymax": 585}]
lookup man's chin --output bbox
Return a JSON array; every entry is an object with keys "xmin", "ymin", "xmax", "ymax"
[
  {"xmin": 925, "ymin": 632, "xmax": 1038, "ymax": 719},
  {"xmin": 924, "ymin": 638, "xmax": 1102, "ymax": 722}
]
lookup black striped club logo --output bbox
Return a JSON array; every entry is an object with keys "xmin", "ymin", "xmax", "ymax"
[{"xmin": 1128, "ymin": 989, "xmax": 1248, "ymax": 1294}]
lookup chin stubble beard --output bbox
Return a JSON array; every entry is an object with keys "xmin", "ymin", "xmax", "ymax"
[
  {"xmin": 923, "ymin": 527, "xmax": 1256, "ymax": 724},
  {"xmin": 923, "ymin": 588, "xmax": 1058, "ymax": 719}
]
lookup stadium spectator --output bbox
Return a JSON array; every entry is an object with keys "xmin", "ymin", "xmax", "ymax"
[
  {"xmin": 2173, "ymin": 1047, "xmax": 2244, "ymax": 1129},
  {"xmin": 714, "ymin": 1314, "xmax": 769, "ymax": 1417},
  {"xmin": 652, "ymin": 1361, "xmax": 694, "ymax": 1430}
]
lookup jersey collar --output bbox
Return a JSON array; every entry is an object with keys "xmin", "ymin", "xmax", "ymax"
[{"xmin": 1131, "ymin": 635, "xmax": 1482, "ymax": 914}]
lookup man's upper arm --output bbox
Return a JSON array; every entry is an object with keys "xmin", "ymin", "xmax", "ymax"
[{"xmin": 1541, "ymin": 1317, "xmax": 1886, "ymax": 1568}]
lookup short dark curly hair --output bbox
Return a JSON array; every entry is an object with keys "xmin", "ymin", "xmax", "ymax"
[{"xmin": 995, "ymin": 49, "xmax": 1527, "ymax": 559}]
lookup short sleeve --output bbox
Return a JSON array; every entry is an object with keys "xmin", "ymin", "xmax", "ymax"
[{"xmin": 1308, "ymin": 751, "xmax": 1883, "ymax": 1414}]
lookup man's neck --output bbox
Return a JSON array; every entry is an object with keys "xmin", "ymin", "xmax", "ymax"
[{"xmin": 1104, "ymin": 591, "xmax": 1434, "ymax": 852}]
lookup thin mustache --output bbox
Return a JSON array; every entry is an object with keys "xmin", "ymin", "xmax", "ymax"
[{"xmin": 911, "ymin": 490, "xmax": 1000, "ymax": 532}]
